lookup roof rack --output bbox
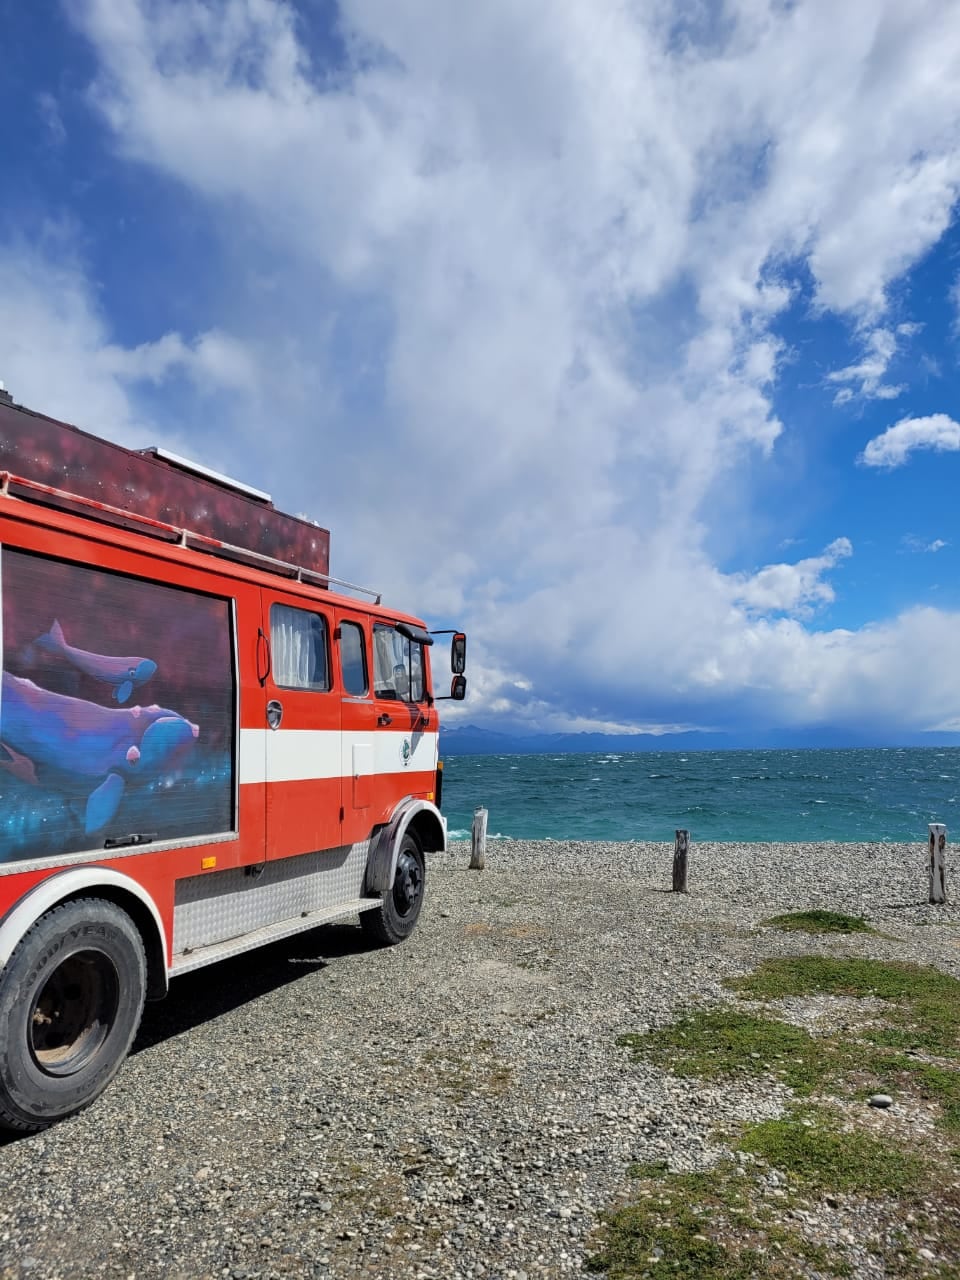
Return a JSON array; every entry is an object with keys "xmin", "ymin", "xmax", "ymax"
[{"xmin": 0, "ymin": 471, "xmax": 382, "ymax": 604}]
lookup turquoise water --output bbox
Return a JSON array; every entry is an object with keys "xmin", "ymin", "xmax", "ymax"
[{"xmin": 439, "ymin": 747, "xmax": 960, "ymax": 843}]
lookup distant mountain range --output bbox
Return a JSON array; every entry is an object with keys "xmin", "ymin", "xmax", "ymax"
[{"xmin": 438, "ymin": 723, "xmax": 960, "ymax": 755}]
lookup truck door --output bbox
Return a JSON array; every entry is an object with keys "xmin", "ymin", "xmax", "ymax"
[
  {"xmin": 335, "ymin": 611, "xmax": 378, "ymax": 846},
  {"xmin": 260, "ymin": 590, "xmax": 341, "ymax": 859},
  {"xmin": 370, "ymin": 622, "xmax": 438, "ymax": 817}
]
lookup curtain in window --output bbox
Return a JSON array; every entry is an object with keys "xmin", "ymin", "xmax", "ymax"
[{"xmin": 271, "ymin": 605, "xmax": 326, "ymax": 689}]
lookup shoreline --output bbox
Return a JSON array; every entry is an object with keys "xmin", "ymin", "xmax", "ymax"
[
  {"xmin": 441, "ymin": 837, "xmax": 960, "ymax": 927},
  {"xmin": 1, "ymin": 838, "xmax": 958, "ymax": 1277}
]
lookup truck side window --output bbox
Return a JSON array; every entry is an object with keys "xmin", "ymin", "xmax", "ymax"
[
  {"xmin": 374, "ymin": 625, "xmax": 425, "ymax": 702},
  {"xmin": 340, "ymin": 621, "xmax": 368, "ymax": 696},
  {"xmin": 270, "ymin": 603, "xmax": 329, "ymax": 690},
  {"xmin": 373, "ymin": 626, "xmax": 400, "ymax": 699}
]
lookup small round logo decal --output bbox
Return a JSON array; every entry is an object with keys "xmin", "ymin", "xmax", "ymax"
[{"xmin": 400, "ymin": 738, "xmax": 412, "ymax": 766}]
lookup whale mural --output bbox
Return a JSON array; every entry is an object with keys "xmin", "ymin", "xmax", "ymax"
[
  {"xmin": 0, "ymin": 673, "xmax": 199, "ymax": 834},
  {"xmin": 34, "ymin": 620, "xmax": 158, "ymax": 704},
  {"xmin": 0, "ymin": 547, "xmax": 236, "ymax": 862}
]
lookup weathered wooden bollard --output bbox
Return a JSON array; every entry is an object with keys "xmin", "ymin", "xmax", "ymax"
[
  {"xmin": 672, "ymin": 829, "xmax": 689, "ymax": 893},
  {"xmin": 470, "ymin": 806, "xmax": 488, "ymax": 870},
  {"xmin": 929, "ymin": 823, "xmax": 948, "ymax": 904}
]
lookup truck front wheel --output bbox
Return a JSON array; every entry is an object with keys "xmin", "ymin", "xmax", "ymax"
[
  {"xmin": 0, "ymin": 898, "xmax": 146, "ymax": 1132},
  {"xmin": 362, "ymin": 832, "xmax": 426, "ymax": 945}
]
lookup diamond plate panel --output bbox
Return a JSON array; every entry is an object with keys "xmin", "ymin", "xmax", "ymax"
[{"xmin": 173, "ymin": 841, "xmax": 370, "ymax": 956}]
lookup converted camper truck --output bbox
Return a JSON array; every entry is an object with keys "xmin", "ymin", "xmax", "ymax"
[{"xmin": 0, "ymin": 392, "xmax": 466, "ymax": 1131}]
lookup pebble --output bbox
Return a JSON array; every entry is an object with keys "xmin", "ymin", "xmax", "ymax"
[
  {"xmin": 0, "ymin": 838, "xmax": 957, "ymax": 1279},
  {"xmin": 868, "ymin": 1094, "xmax": 893, "ymax": 1109}
]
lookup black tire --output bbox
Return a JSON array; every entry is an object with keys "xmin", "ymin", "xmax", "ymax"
[
  {"xmin": 0, "ymin": 898, "xmax": 146, "ymax": 1132},
  {"xmin": 361, "ymin": 832, "xmax": 426, "ymax": 946}
]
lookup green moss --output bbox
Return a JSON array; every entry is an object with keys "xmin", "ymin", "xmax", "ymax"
[
  {"xmin": 731, "ymin": 957, "xmax": 960, "ymax": 1057},
  {"xmin": 605, "ymin": 951, "xmax": 960, "ymax": 1278},
  {"xmin": 587, "ymin": 1159, "xmax": 853, "ymax": 1279},
  {"xmin": 738, "ymin": 1108, "xmax": 927, "ymax": 1194},
  {"xmin": 763, "ymin": 910, "xmax": 873, "ymax": 934},
  {"xmin": 903, "ymin": 1061, "xmax": 960, "ymax": 1131},
  {"xmin": 619, "ymin": 1007, "xmax": 853, "ymax": 1095},
  {"xmin": 587, "ymin": 1168, "xmax": 775, "ymax": 1279}
]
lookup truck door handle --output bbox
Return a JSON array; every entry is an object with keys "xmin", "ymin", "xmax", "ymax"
[
  {"xmin": 267, "ymin": 700, "xmax": 283, "ymax": 730},
  {"xmin": 378, "ymin": 713, "xmax": 392, "ymax": 727},
  {"xmin": 257, "ymin": 628, "xmax": 271, "ymax": 686}
]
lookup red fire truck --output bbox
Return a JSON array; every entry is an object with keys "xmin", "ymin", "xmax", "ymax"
[{"xmin": 0, "ymin": 391, "xmax": 466, "ymax": 1131}]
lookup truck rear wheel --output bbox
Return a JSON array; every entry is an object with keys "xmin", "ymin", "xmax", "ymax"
[
  {"xmin": 0, "ymin": 898, "xmax": 146, "ymax": 1132},
  {"xmin": 362, "ymin": 832, "xmax": 425, "ymax": 946}
]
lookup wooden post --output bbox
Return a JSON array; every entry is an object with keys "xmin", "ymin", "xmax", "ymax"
[
  {"xmin": 470, "ymin": 807, "xmax": 487, "ymax": 870},
  {"xmin": 929, "ymin": 823, "xmax": 948, "ymax": 904},
  {"xmin": 672, "ymin": 829, "xmax": 689, "ymax": 893}
]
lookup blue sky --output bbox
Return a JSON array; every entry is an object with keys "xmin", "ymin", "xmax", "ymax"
[{"xmin": 2, "ymin": 0, "xmax": 960, "ymax": 742}]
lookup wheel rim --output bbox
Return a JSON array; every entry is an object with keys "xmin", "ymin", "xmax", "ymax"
[
  {"xmin": 393, "ymin": 847, "xmax": 423, "ymax": 918},
  {"xmin": 29, "ymin": 950, "xmax": 120, "ymax": 1077}
]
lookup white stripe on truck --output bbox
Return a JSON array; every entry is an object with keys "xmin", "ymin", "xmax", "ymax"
[{"xmin": 239, "ymin": 729, "xmax": 438, "ymax": 785}]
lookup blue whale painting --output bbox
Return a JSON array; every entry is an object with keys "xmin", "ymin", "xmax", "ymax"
[
  {"xmin": 1, "ymin": 547, "xmax": 234, "ymax": 862},
  {"xmin": 0, "ymin": 672, "xmax": 199, "ymax": 835},
  {"xmin": 34, "ymin": 619, "xmax": 158, "ymax": 704}
]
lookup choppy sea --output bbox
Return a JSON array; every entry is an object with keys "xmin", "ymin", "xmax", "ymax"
[{"xmin": 439, "ymin": 747, "xmax": 960, "ymax": 843}]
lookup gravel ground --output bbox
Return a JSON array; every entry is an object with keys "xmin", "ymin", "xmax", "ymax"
[{"xmin": 0, "ymin": 839, "xmax": 958, "ymax": 1280}]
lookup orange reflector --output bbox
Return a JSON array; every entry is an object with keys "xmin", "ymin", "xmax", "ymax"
[
  {"xmin": 427, "ymin": 791, "xmax": 434, "ymax": 801},
  {"xmin": 201, "ymin": 856, "xmax": 217, "ymax": 870}
]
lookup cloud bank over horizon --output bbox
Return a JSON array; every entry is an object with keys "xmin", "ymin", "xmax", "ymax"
[{"xmin": 3, "ymin": 0, "xmax": 960, "ymax": 740}]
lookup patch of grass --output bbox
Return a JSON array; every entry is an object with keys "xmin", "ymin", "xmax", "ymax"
[
  {"xmin": 605, "ymin": 952, "xmax": 960, "ymax": 1279},
  {"xmin": 626, "ymin": 984, "xmax": 960, "ymax": 1168},
  {"xmin": 619, "ymin": 1007, "xmax": 854, "ymax": 1095},
  {"xmin": 587, "ymin": 1200, "xmax": 761, "ymax": 1279},
  {"xmin": 586, "ymin": 1157, "xmax": 852, "ymax": 1279},
  {"xmin": 763, "ymin": 909, "xmax": 873, "ymax": 934},
  {"xmin": 586, "ymin": 1168, "xmax": 768, "ymax": 1279},
  {"xmin": 863, "ymin": 1026, "xmax": 923, "ymax": 1051},
  {"xmin": 739, "ymin": 1107, "xmax": 927, "ymax": 1194},
  {"xmin": 588, "ymin": 1108, "xmax": 938, "ymax": 1278},
  {"xmin": 906, "ymin": 1059, "xmax": 960, "ymax": 1131},
  {"xmin": 730, "ymin": 956, "xmax": 960, "ymax": 1057}
]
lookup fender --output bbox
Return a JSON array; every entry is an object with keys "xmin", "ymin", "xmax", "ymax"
[
  {"xmin": 365, "ymin": 797, "xmax": 446, "ymax": 895},
  {"xmin": 0, "ymin": 866, "xmax": 169, "ymax": 989}
]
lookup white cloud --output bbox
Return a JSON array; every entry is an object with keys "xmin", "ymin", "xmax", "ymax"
[
  {"xmin": 0, "ymin": 237, "xmax": 261, "ymax": 461},
  {"xmin": 902, "ymin": 535, "xmax": 948, "ymax": 554},
  {"xmin": 0, "ymin": 237, "xmax": 151, "ymax": 448},
  {"xmin": 36, "ymin": 92, "xmax": 67, "ymax": 146},
  {"xmin": 827, "ymin": 328, "xmax": 907, "ymax": 404},
  {"xmin": 861, "ymin": 414, "xmax": 960, "ymax": 469},
  {"xmin": 99, "ymin": 329, "xmax": 260, "ymax": 394},
  {"xmin": 733, "ymin": 538, "xmax": 853, "ymax": 617},
  {"xmin": 24, "ymin": 0, "xmax": 960, "ymax": 734}
]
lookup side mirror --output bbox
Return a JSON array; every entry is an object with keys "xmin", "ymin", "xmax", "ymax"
[
  {"xmin": 451, "ymin": 632, "xmax": 466, "ymax": 674},
  {"xmin": 450, "ymin": 675, "xmax": 467, "ymax": 701}
]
